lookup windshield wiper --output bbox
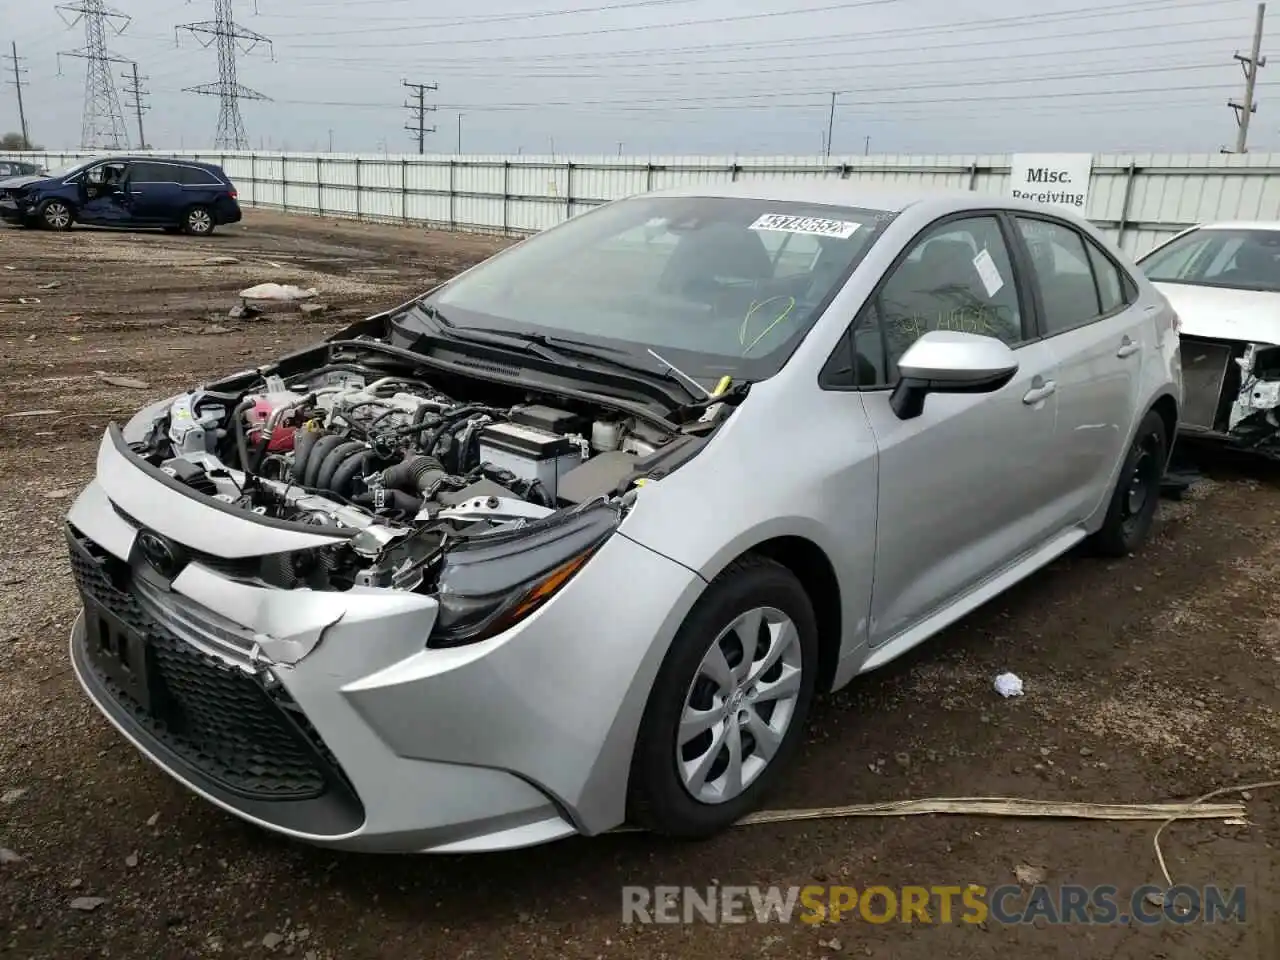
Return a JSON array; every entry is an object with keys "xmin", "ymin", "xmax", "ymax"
[
  {"xmin": 453, "ymin": 326, "xmax": 706, "ymax": 401},
  {"xmin": 404, "ymin": 305, "xmax": 707, "ymax": 402}
]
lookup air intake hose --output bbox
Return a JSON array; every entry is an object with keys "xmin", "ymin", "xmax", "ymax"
[{"xmin": 382, "ymin": 455, "xmax": 448, "ymax": 498}]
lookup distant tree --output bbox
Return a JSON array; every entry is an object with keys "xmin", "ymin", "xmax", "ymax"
[{"xmin": 0, "ymin": 132, "xmax": 41, "ymax": 151}]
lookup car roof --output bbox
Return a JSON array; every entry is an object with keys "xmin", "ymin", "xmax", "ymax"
[
  {"xmin": 637, "ymin": 179, "xmax": 1093, "ymax": 221},
  {"xmin": 1188, "ymin": 221, "xmax": 1280, "ymax": 232},
  {"xmin": 86, "ymin": 156, "xmax": 217, "ymax": 167}
]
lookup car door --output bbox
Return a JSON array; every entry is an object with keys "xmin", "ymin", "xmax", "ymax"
[
  {"xmin": 848, "ymin": 212, "xmax": 1069, "ymax": 647},
  {"xmin": 1010, "ymin": 215, "xmax": 1146, "ymax": 523},
  {"xmin": 77, "ymin": 161, "xmax": 132, "ymax": 225},
  {"xmin": 124, "ymin": 161, "xmax": 183, "ymax": 224}
]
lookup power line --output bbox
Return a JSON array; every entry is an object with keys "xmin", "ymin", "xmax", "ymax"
[
  {"xmin": 275, "ymin": 0, "xmax": 1243, "ymax": 50},
  {"xmin": 271, "ymin": 79, "xmax": 1268, "ymax": 113},
  {"xmin": 281, "ymin": 0, "xmax": 901, "ymax": 42},
  {"xmin": 417, "ymin": 60, "xmax": 1234, "ymax": 111},
  {"xmin": 1225, "ymin": 1, "xmax": 1267, "ymax": 151},
  {"xmin": 263, "ymin": 0, "xmax": 708, "ymax": 28},
  {"xmin": 179, "ymin": 0, "xmax": 273, "ymax": 150},
  {"xmin": 3, "ymin": 42, "xmax": 31, "ymax": 148},
  {"xmin": 120, "ymin": 60, "xmax": 148, "ymax": 148},
  {"xmin": 336, "ymin": 31, "xmax": 1244, "ymax": 83},
  {"xmin": 56, "ymin": 0, "xmax": 132, "ymax": 149},
  {"xmin": 403, "ymin": 79, "xmax": 438, "ymax": 154}
]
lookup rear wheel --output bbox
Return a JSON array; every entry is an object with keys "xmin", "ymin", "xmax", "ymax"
[
  {"xmin": 1089, "ymin": 409, "xmax": 1167, "ymax": 557},
  {"xmin": 39, "ymin": 200, "xmax": 73, "ymax": 231},
  {"xmin": 182, "ymin": 205, "xmax": 215, "ymax": 236},
  {"xmin": 627, "ymin": 555, "xmax": 818, "ymax": 838}
]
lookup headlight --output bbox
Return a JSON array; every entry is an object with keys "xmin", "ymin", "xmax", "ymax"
[
  {"xmin": 428, "ymin": 499, "xmax": 620, "ymax": 647},
  {"xmin": 122, "ymin": 395, "xmax": 179, "ymax": 444}
]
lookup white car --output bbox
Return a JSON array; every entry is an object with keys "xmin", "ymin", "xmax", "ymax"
[{"xmin": 1136, "ymin": 222, "xmax": 1280, "ymax": 452}]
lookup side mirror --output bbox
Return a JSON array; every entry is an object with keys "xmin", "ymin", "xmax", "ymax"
[{"xmin": 890, "ymin": 330, "xmax": 1019, "ymax": 421}]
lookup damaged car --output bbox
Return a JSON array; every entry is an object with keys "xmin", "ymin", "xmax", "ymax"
[
  {"xmin": 1137, "ymin": 222, "xmax": 1280, "ymax": 453},
  {"xmin": 65, "ymin": 184, "xmax": 1181, "ymax": 853}
]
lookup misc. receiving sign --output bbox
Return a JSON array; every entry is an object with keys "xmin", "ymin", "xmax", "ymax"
[{"xmin": 1008, "ymin": 154, "xmax": 1093, "ymax": 214}]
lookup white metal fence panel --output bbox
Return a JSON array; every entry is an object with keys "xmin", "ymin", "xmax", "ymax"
[{"xmin": 9, "ymin": 148, "xmax": 1280, "ymax": 253}]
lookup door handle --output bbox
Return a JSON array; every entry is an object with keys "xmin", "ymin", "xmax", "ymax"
[
  {"xmin": 1117, "ymin": 336, "xmax": 1140, "ymax": 358},
  {"xmin": 1023, "ymin": 378, "xmax": 1057, "ymax": 405}
]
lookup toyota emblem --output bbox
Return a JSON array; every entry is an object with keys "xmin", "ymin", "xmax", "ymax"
[{"xmin": 137, "ymin": 530, "xmax": 183, "ymax": 579}]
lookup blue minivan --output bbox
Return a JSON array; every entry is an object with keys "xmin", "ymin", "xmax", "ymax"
[{"xmin": 0, "ymin": 156, "xmax": 242, "ymax": 235}]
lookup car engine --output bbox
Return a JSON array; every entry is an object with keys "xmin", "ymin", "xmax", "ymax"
[{"xmin": 129, "ymin": 353, "xmax": 706, "ymax": 598}]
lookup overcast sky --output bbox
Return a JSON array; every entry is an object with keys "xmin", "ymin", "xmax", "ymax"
[{"xmin": 0, "ymin": 0, "xmax": 1273, "ymax": 155}]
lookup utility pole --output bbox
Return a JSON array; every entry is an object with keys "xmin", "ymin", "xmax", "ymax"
[
  {"xmin": 4, "ymin": 42, "xmax": 30, "ymax": 148},
  {"xmin": 121, "ymin": 61, "xmax": 148, "ymax": 148},
  {"xmin": 826, "ymin": 92, "xmax": 837, "ymax": 158},
  {"xmin": 864, "ymin": 134, "xmax": 871, "ymax": 156},
  {"xmin": 457, "ymin": 113, "xmax": 462, "ymax": 153},
  {"xmin": 57, "ymin": 0, "xmax": 132, "ymax": 149},
  {"xmin": 179, "ymin": 0, "xmax": 274, "ymax": 150},
  {"xmin": 403, "ymin": 79, "xmax": 437, "ymax": 154},
  {"xmin": 1226, "ymin": 2, "xmax": 1267, "ymax": 152}
]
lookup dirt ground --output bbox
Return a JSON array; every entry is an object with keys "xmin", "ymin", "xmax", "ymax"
[{"xmin": 0, "ymin": 211, "xmax": 1277, "ymax": 960}]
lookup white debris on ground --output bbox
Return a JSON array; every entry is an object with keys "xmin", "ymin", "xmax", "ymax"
[
  {"xmin": 994, "ymin": 672, "xmax": 1025, "ymax": 698},
  {"xmin": 239, "ymin": 282, "xmax": 320, "ymax": 302}
]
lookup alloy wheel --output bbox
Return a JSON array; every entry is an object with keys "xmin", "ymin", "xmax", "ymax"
[
  {"xmin": 44, "ymin": 203, "xmax": 70, "ymax": 229},
  {"xmin": 188, "ymin": 209, "xmax": 213, "ymax": 234},
  {"xmin": 676, "ymin": 605, "xmax": 803, "ymax": 805}
]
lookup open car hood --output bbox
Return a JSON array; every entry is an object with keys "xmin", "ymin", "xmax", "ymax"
[
  {"xmin": 0, "ymin": 175, "xmax": 48, "ymax": 190},
  {"xmin": 1154, "ymin": 281, "xmax": 1280, "ymax": 345}
]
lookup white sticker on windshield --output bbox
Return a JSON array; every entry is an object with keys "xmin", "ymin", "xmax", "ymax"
[
  {"xmin": 972, "ymin": 248, "xmax": 1005, "ymax": 298},
  {"xmin": 749, "ymin": 213, "xmax": 861, "ymax": 239}
]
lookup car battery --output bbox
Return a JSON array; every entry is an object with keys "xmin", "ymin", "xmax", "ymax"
[{"xmin": 478, "ymin": 421, "xmax": 585, "ymax": 500}]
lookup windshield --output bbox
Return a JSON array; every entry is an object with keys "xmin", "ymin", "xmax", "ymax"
[
  {"xmin": 44, "ymin": 160, "xmax": 93, "ymax": 180},
  {"xmin": 1139, "ymin": 227, "xmax": 1280, "ymax": 293},
  {"xmin": 426, "ymin": 195, "xmax": 892, "ymax": 384}
]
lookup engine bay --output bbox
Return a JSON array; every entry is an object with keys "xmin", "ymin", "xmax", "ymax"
[{"xmin": 127, "ymin": 340, "xmax": 727, "ymax": 600}]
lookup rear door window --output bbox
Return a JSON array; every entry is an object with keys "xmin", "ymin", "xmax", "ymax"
[
  {"xmin": 1014, "ymin": 217, "xmax": 1106, "ymax": 335},
  {"xmin": 129, "ymin": 162, "xmax": 179, "ymax": 183}
]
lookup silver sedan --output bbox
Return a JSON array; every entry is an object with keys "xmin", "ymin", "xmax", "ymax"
[{"xmin": 65, "ymin": 182, "xmax": 1182, "ymax": 852}]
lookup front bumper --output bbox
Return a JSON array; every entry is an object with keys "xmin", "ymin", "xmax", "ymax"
[
  {"xmin": 0, "ymin": 199, "xmax": 31, "ymax": 223},
  {"xmin": 65, "ymin": 430, "xmax": 704, "ymax": 852}
]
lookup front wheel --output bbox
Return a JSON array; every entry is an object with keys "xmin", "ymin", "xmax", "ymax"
[
  {"xmin": 1089, "ymin": 409, "xmax": 1168, "ymax": 557},
  {"xmin": 182, "ymin": 205, "xmax": 215, "ymax": 236},
  {"xmin": 627, "ymin": 555, "xmax": 819, "ymax": 838},
  {"xmin": 39, "ymin": 200, "xmax": 73, "ymax": 231}
]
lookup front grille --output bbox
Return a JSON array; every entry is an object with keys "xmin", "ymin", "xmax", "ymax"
[{"xmin": 67, "ymin": 528, "xmax": 342, "ymax": 802}]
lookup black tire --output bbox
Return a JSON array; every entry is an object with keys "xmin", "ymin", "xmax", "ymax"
[
  {"xmin": 627, "ymin": 554, "xmax": 819, "ymax": 839},
  {"xmin": 39, "ymin": 199, "xmax": 74, "ymax": 232},
  {"xmin": 1088, "ymin": 409, "xmax": 1168, "ymax": 558},
  {"xmin": 182, "ymin": 205, "xmax": 215, "ymax": 236}
]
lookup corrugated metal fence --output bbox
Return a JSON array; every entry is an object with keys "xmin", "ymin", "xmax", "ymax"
[{"xmin": 7, "ymin": 150, "xmax": 1280, "ymax": 255}]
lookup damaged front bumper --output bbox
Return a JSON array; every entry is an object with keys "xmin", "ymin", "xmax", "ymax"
[
  {"xmin": 65, "ymin": 428, "xmax": 705, "ymax": 853},
  {"xmin": 1178, "ymin": 336, "xmax": 1280, "ymax": 455}
]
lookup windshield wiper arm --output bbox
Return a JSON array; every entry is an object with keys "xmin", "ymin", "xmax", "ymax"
[
  {"xmin": 403, "ymin": 310, "xmax": 706, "ymax": 401},
  {"xmin": 465, "ymin": 329, "xmax": 705, "ymax": 401},
  {"xmin": 646, "ymin": 348, "xmax": 713, "ymax": 400}
]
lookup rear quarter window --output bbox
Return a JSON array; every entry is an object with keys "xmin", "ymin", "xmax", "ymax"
[{"xmin": 178, "ymin": 165, "xmax": 222, "ymax": 186}]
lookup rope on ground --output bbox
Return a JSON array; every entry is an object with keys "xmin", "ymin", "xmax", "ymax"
[
  {"xmin": 607, "ymin": 796, "xmax": 1246, "ymax": 833},
  {"xmin": 1152, "ymin": 779, "xmax": 1280, "ymax": 888}
]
